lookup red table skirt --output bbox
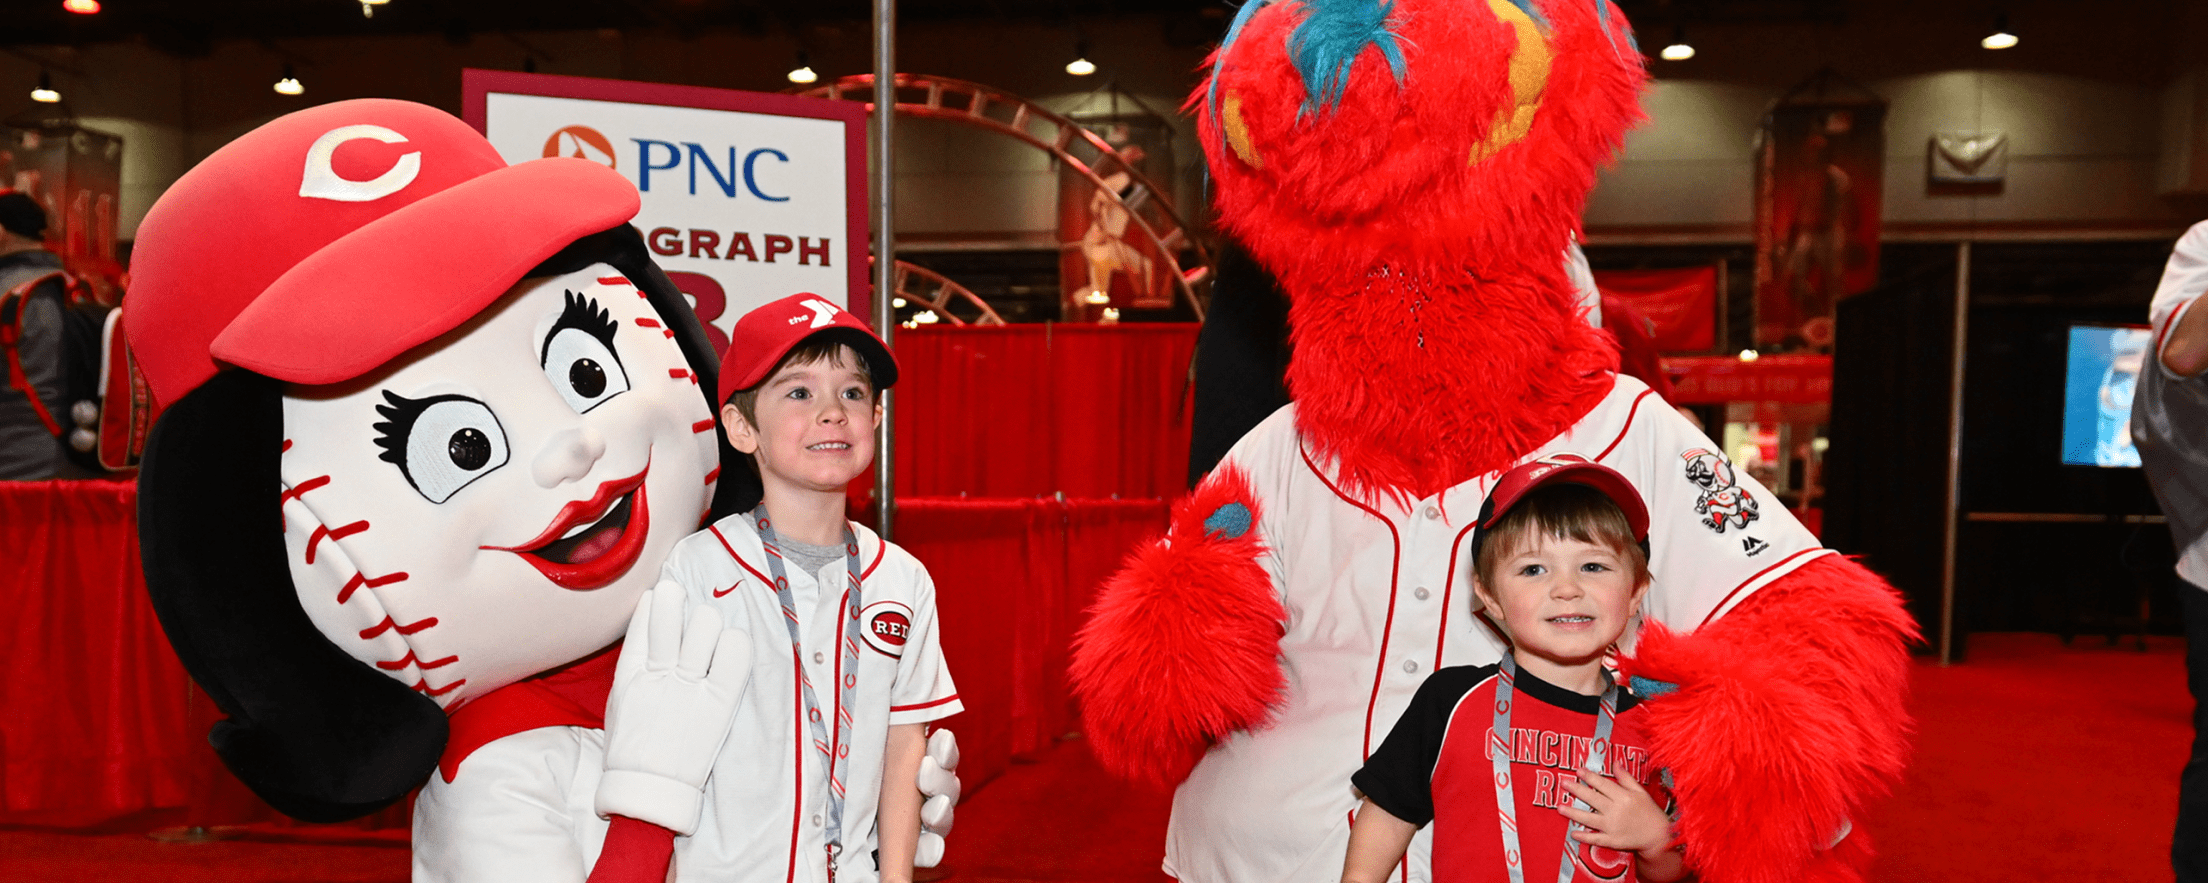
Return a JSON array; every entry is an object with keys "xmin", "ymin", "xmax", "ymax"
[{"xmin": 0, "ymin": 480, "xmax": 1165, "ymax": 831}]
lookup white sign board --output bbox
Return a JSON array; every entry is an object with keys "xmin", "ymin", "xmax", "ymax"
[{"xmin": 464, "ymin": 70, "xmax": 869, "ymax": 356}]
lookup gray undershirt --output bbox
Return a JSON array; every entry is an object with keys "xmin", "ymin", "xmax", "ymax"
[{"xmin": 781, "ymin": 536, "xmax": 846, "ymax": 580}]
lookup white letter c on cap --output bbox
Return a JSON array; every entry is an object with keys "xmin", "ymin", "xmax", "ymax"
[{"xmin": 300, "ymin": 125, "xmax": 422, "ymax": 202}]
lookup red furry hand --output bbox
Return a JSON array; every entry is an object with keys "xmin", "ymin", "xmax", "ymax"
[
  {"xmin": 1070, "ymin": 466, "xmax": 1286, "ymax": 787},
  {"xmin": 1619, "ymin": 556, "xmax": 1919, "ymax": 883}
]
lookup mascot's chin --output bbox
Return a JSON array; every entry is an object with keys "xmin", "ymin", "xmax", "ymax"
[{"xmin": 1071, "ymin": 2, "xmax": 1918, "ymax": 883}]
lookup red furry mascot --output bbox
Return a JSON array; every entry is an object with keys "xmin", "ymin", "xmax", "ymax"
[{"xmin": 1068, "ymin": 2, "xmax": 1918, "ymax": 882}]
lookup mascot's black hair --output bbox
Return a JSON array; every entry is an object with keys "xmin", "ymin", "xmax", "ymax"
[{"xmin": 137, "ymin": 224, "xmax": 754, "ymax": 822}]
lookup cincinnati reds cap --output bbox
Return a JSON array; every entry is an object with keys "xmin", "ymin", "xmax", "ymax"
[
  {"xmin": 126, "ymin": 99, "xmax": 640, "ymax": 407},
  {"xmin": 717, "ymin": 293, "xmax": 898, "ymax": 405},
  {"xmin": 1469, "ymin": 454, "xmax": 1650, "ymax": 562}
]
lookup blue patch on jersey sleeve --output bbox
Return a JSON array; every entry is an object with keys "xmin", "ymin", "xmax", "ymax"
[{"xmin": 1204, "ymin": 502, "xmax": 1254, "ymax": 539}]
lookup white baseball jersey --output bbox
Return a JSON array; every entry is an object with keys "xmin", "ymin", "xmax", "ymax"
[
  {"xmin": 2137, "ymin": 220, "xmax": 2208, "ymax": 590},
  {"xmin": 1163, "ymin": 373, "xmax": 1831, "ymax": 883},
  {"xmin": 413, "ymin": 727, "xmax": 613, "ymax": 883},
  {"xmin": 665, "ymin": 515, "xmax": 962, "ymax": 883}
]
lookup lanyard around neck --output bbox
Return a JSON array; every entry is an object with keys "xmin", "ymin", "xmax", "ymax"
[
  {"xmin": 1490, "ymin": 655, "xmax": 1618, "ymax": 883},
  {"xmin": 751, "ymin": 505, "xmax": 864, "ymax": 880}
]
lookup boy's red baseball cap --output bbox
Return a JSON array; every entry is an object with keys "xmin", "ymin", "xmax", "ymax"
[
  {"xmin": 126, "ymin": 99, "xmax": 639, "ymax": 407},
  {"xmin": 1470, "ymin": 454, "xmax": 1650, "ymax": 561},
  {"xmin": 717, "ymin": 293, "xmax": 898, "ymax": 405}
]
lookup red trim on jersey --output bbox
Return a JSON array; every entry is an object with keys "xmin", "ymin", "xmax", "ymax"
[
  {"xmin": 1436, "ymin": 515, "xmax": 1482, "ymax": 666},
  {"xmin": 711, "ymin": 524, "xmax": 778, "ymax": 591},
  {"xmin": 1300, "ymin": 444, "xmax": 1402, "ymax": 760},
  {"xmin": 583, "ymin": 816, "xmax": 676, "ymax": 883},
  {"xmin": 2159, "ymin": 296, "xmax": 2199, "ymax": 363},
  {"xmin": 437, "ymin": 644, "xmax": 617, "ymax": 782},
  {"xmin": 1593, "ymin": 389, "xmax": 1654, "ymax": 463},
  {"xmin": 1695, "ymin": 547, "xmax": 1830, "ymax": 629},
  {"xmin": 787, "ymin": 647, "xmax": 804, "ymax": 883},
  {"xmin": 891, "ymin": 693, "xmax": 961, "ymax": 713},
  {"xmin": 861, "ymin": 533, "xmax": 886, "ymax": 581}
]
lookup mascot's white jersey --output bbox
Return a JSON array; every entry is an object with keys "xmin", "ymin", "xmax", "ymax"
[{"xmin": 1163, "ymin": 374, "xmax": 1832, "ymax": 883}]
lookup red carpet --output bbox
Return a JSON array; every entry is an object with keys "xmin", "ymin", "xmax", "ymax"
[{"xmin": 0, "ymin": 632, "xmax": 2191, "ymax": 882}]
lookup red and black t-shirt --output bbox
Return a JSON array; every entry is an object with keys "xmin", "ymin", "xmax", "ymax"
[{"xmin": 1351, "ymin": 664, "xmax": 1670, "ymax": 883}]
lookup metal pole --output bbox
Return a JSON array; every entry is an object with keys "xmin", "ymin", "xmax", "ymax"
[
  {"xmin": 1939, "ymin": 241, "xmax": 1971, "ymax": 665},
  {"xmin": 871, "ymin": 0, "xmax": 896, "ymax": 541}
]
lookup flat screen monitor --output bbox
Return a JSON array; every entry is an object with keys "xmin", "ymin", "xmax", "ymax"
[{"xmin": 2061, "ymin": 323, "xmax": 2153, "ymax": 468}]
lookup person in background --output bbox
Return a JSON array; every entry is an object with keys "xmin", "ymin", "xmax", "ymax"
[
  {"xmin": 0, "ymin": 190, "xmax": 70, "ymax": 480},
  {"xmin": 2132, "ymin": 219, "xmax": 2208, "ymax": 882}
]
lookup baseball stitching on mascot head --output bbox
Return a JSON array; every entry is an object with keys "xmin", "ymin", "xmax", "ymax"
[{"xmin": 126, "ymin": 99, "xmax": 735, "ymax": 820}]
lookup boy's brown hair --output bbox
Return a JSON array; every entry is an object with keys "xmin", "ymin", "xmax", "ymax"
[
  {"xmin": 1472, "ymin": 482, "xmax": 1652, "ymax": 590},
  {"xmin": 723, "ymin": 336, "xmax": 881, "ymax": 429}
]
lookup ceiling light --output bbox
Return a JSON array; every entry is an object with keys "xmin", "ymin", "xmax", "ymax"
[
  {"xmin": 787, "ymin": 51, "xmax": 817, "ymax": 85},
  {"xmin": 1738, "ymin": 349, "xmax": 1760, "ymax": 363},
  {"xmin": 360, "ymin": 0, "xmax": 388, "ymax": 18},
  {"xmin": 1066, "ymin": 40, "xmax": 1095, "ymax": 76},
  {"xmin": 62, "ymin": 0, "xmax": 100, "ymax": 13},
  {"xmin": 274, "ymin": 64, "xmax": 303, "ymax": 96},
  {"xmin": 1660, "ymin": 26, "xmax": 1694, "ymax": 61},
  {"xmin": 31, "ymin": 72, "xmax": 59, "ymax": 104},
  {"xmin": 1981, "ymin": 13, "xmax": 2017, "ymax": 50}
]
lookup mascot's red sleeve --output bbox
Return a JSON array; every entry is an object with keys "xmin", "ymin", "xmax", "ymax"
[
  {"xmin": 1069, "ymin": 465, "xmax": 1284, "ymax": 787},
  {"xmin": 1623, "ymin": 556, "xmax": 1920, "ymax": 883}
]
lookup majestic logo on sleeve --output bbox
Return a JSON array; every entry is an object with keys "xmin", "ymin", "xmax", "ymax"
[
  {"xmin": 861, "ymin": 600, "xmax": 913, "ymax": 657},
  {"xmin": 1681, "ymin": 448, "xmax": 1759, "ymax": 533}
]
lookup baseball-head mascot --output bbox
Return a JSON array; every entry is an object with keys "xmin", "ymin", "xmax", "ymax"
[
  {"xmin": 126, "ymin": 99, "xmax": 753, "ymax": 881},
  {"xmin": 1069, "ymin": 2, "xmax": 1918, "ymax": 883}
]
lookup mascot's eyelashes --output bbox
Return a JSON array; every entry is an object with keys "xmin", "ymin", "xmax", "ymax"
[
  {"xmin": 372, "ymin": 391, "xmax": 513, "ymax": 504},
  {"xmin": 542, "ymin": 290, "xmax": 631, "ymax": 414}
]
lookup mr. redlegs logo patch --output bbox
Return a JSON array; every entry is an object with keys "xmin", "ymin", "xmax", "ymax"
[{"xmin": 861, "ymin": 600, "xmax": 913, "ymax": 658}]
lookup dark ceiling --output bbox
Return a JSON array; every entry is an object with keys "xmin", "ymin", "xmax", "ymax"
[{"xmin": 7, "ymin": 0, "xmax": 1850, "ymax": 54}]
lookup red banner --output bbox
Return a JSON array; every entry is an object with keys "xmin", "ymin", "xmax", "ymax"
[
  {"xmin": 1662, "ymin": 354, "xmax": 1832, "ymax": 404},
  {"xmin": 1753, "ymin": 91, "xmax": 1885, "ymax": 349},
  {"xmin": 1593, "ymin": 266, "xmax": 1717, "ymax": 353}
]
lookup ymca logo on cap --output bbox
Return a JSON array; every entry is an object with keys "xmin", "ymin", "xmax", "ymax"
[{"xmin": 861, "ymin": 600, "xmax": 913, "ymax": 657}]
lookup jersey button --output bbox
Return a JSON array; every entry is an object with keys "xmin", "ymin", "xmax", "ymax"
[
  {"xmin": 1402, "ymin": 660, "xmax": 1419, "ymax": 674},
  {"xmin": 1413, "ymin": 587, "xmax": 1431, "ymax": 600},
  {"xmin": 813, "ymin": 651, "xmax": 825, "ymax": 664},
  {"xmin": 1424, "ymin": 506, "xmax": 1442, "ymax": 520},
  {"xmin": 812, "ymin": 814, "xmax": 823, "ymax": 827}
]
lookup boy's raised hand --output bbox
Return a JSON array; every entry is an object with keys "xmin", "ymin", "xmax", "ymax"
[
  {"xmin": 595, "ymin": 585, "xmax": 753, "ymax": 836},
  {"xmin": 1556, "ymin": 765, "xmax": 1673, "ymax": 856}
]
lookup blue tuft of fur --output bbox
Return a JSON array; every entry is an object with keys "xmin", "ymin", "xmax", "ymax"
[
  {"xmin": 1287, "ymin": 0, "xmax": 1407, "ymax": 115},
  {"xmin": 1207, "ymin": 0, "xmax": 1283, "ymax": 130}
]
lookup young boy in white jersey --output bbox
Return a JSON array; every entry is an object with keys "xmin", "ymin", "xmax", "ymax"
[
  {"xmin": 651, "ymin": 293, "xmax": 961, "ymax": 883},
  {"xmin": 1343, "ymin": 455, "xmax": 1686, "ymax": 883}
]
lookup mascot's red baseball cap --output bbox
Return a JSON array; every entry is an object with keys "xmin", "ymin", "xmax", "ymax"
[
  {"xmin": 127, "ymin": 99, "xmax": 640, "ymax": 407},
  {"xmin": 1469, "ymin": 454, "xmax": 1650, "ymax": 563},
  {"xmin": 717, "ymin": 292, "xmax": 898, "ymax": 405}
]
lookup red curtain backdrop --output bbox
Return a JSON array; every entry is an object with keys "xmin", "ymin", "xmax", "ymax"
[
  {"xmin": 1592, "ymin": 267, "xmax": 1718, "ymax": 353},
  {"xmin": 893, "ymin": 324, "xmax": 1197, "ymax": 500},
  {"xmin": 1, "ymin": 483, "xmax": 1166, "ymax": 830},
  {"xmin": 0, "ymin": 480, "xmax": 194, "ymax": 823},
  {"xmin": 895, "ymin": 497, "xmax": 1167, "ymax": 790}
]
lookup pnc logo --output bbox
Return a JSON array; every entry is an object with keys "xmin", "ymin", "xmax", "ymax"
[
  {"xmin": 544, "ymin": 125, "xmax": 617, "ymax": 169},
  {"xmin": 860, "ymin": 600, "xmax": 913, "ymax": 658}
]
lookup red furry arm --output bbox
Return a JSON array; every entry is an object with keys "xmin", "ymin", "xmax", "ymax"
[
  {"xmin": 1070, "ymin": 465, "xmax": 1286, "ymax": 787},
  {"xmin": 1620, "ymin": 556, "xmax": 1919, "ymax": 883}
]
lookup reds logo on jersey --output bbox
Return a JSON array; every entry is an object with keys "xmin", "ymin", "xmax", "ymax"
[
  {"xmin": 861, "ymin": 600, "xmax": 913, "ymax": 658},
  {"xmin": 1681, "ymin": 447, "xmax": 1759, "ymax": 534}
]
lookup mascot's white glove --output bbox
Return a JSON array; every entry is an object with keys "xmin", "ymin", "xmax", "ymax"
[
  {"xmin": 914, "ymin": 728, "xmax": 961, "ymax": 867},
  {"xmin": 595, "ymin": 585, "xmax": 752, "ymax": 836}
]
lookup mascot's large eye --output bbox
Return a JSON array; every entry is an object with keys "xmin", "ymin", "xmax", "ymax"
[
  {"xmin": 372, "ymin": 392, "xmax": 512, "ymax": 504},
  {"xmin": 542, "ymin": 290, "xmax": 631, "ymax": 414}
]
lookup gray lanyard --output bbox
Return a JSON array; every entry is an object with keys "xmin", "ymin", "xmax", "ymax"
[
  {"xmin": 751, "ymin": 505, "xmax": 863, "ymax": 881},
  {"xmin": 1489, "ymin": 655, "xmax": 1617, "ymax": 883}
]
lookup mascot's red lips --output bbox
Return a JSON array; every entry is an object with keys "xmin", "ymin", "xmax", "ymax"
[{"xmin": 483, "ymin": 465, "xmax": 651, "ymax": 590}]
